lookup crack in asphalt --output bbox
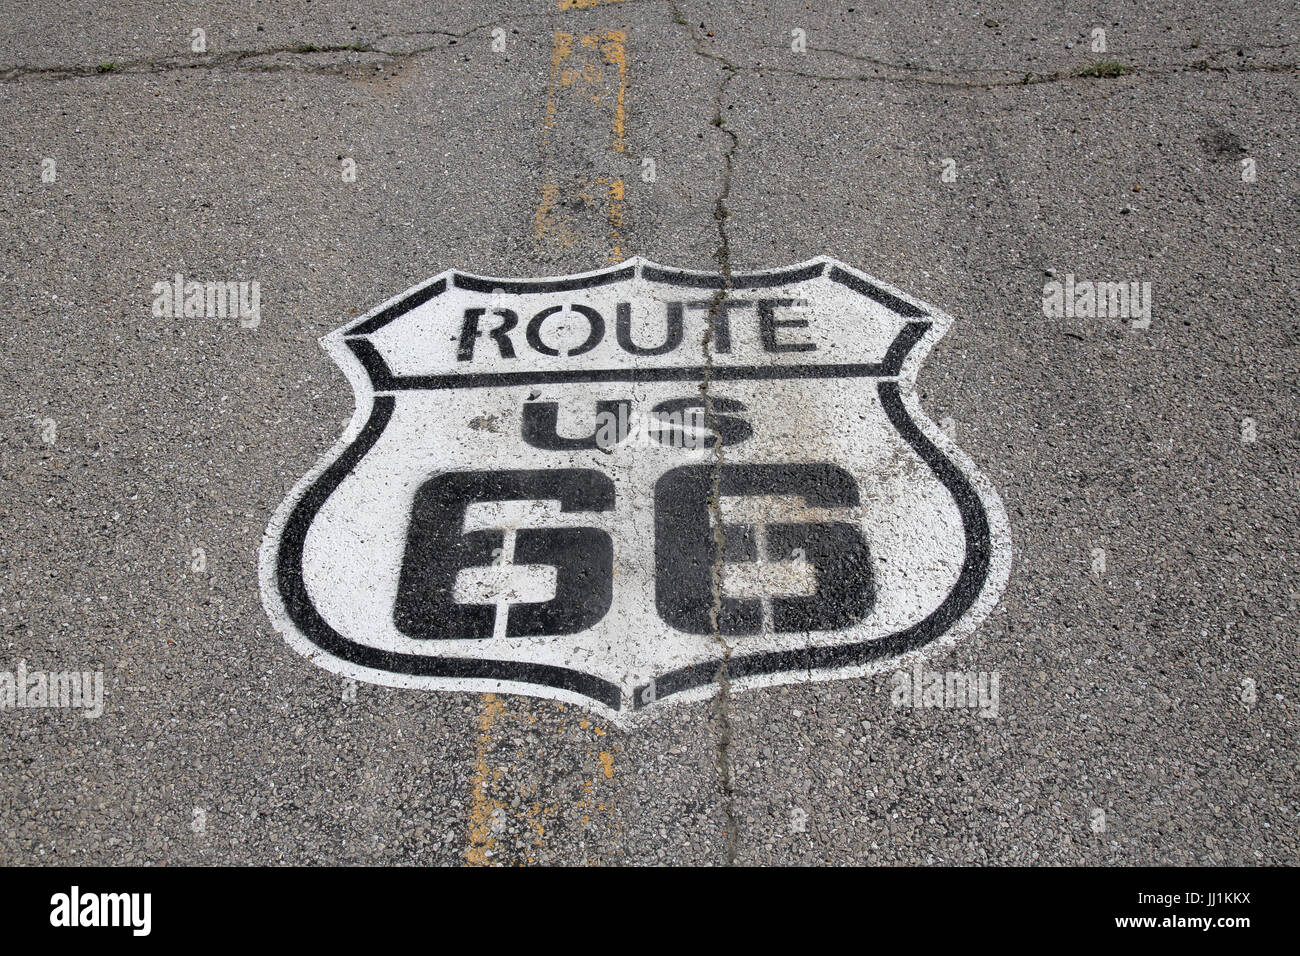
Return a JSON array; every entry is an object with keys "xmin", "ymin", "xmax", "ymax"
[
  {"xmin": 669, "ymin": 0, "xmax": 742, "ymax": 867},
  {"xmin": 0, "ymin": 4, "xmax": 647, "ymax": 83},
  {"xmin": 5, "ymin": 22, "xmax": 1292, "ymax": 87},
  {"xmin": 0, "ymin": 37, "xmax": 473, "ymax": 83},
  {"xmin": 760, "ymin": 45, "xmax": 1298, "ymax": 90},
  {"xmin": 0, "ymin": 0, "xmax": 681, "ymax": 83}
]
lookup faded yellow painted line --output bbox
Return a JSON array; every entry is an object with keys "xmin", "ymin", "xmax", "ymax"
[
  {"xmin": 557, "ymin": 0, "xmax": 626, "ymax": 11},
  {"xmin": 534, "ymin": 28, "xmax": 630, "ymax": 261},
  {"xmin": 464, "ymin": 13, "xmax": 631, "ymax": 868},
  {"xmin": 464, "ymin": 693, "xmax": 506, "ymax": 866},
  {"xmin": 465, "ymin": 702, "xmax": 621, "ymax": 864}
]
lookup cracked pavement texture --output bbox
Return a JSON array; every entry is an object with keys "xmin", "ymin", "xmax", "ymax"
[{"xmin": 1, "ymin": 0, "xmax": 1297, "ymax": 866}]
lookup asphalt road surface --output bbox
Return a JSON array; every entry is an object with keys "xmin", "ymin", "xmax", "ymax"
[{"xmin": 1, "ymin": 0, "xmax": 1297, "ymax": 866}]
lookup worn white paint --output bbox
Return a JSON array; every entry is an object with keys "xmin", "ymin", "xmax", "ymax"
[{"xmin": 259, "ymin": 257, "xmax": 1011, "ymax": 722}]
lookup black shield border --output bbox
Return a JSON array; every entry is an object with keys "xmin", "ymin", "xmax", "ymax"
[{"xmin": 266, "ymin": 259, "xmax": 998, "ymax": 715}]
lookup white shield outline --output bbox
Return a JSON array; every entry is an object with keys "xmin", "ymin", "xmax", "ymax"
[{"xmin": 258, "ymin": 256, "xmax": 1012, "ymax": 723}]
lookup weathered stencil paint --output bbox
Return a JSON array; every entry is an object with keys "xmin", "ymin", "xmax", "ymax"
[{"xmin": 259, "ymin": 258, "xmax": 1011, "ymax": 722}]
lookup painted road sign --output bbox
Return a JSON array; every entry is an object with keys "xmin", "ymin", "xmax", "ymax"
[{"xmin": 259, "ymin": 257, "xmax": 1011, "ymax": 721}]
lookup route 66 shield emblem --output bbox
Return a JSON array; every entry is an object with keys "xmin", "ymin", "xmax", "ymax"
[{"xmin": 259, "ymin": 257, "xmax": 1011, "ymax": 721}]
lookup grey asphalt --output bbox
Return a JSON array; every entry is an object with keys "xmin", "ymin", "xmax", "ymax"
[{"xmin": 1, "ymin": 0, "xmax": 1296, "ymax": 865}]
